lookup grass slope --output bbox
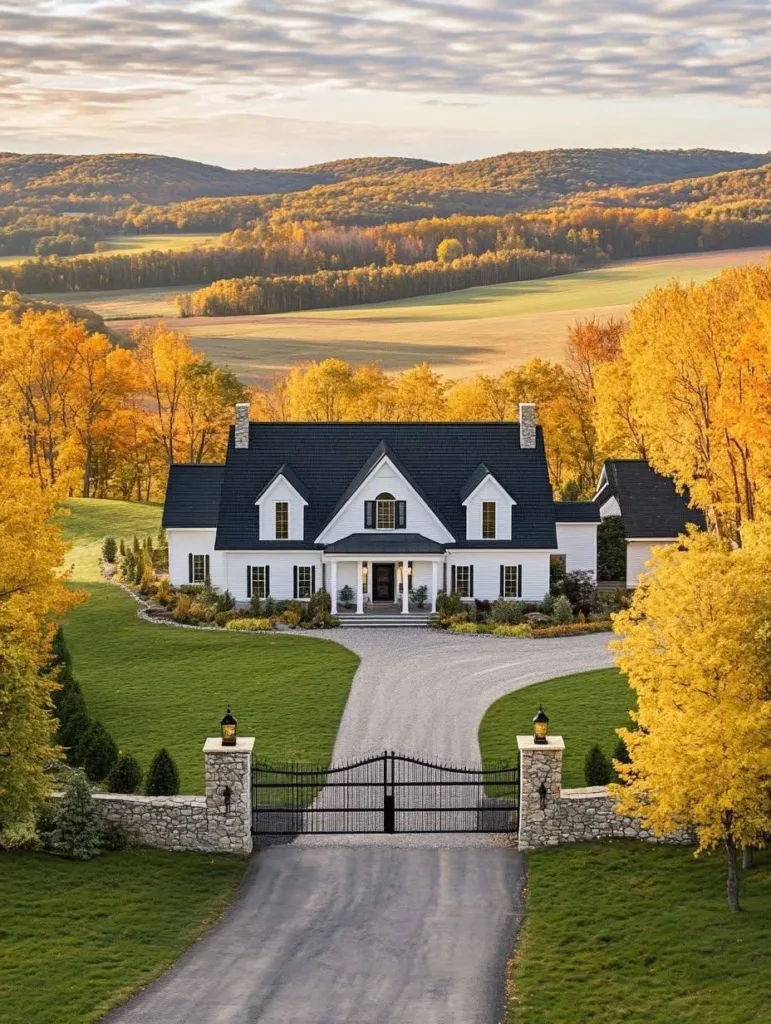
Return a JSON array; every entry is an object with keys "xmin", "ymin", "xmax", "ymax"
[
  {"xmin": 479, "ymin": 669, "xmax": 634, "ymax": 788},
  {"xmin": 0, "ymin": 234, "xmax": 222, "ymax": 268},
  {"xmin": 0, "ymin": 850, "xmax": 245, "ymax": 1024},
  {"xmin": 100, "ymin": 247, "xmax": 771, "ymax": 382},
  {"xmin": 61, "ymin": 498, "xmax": 359, "ymax": 791},
  {"xmin": 510, "ymin": 843, "xmax": 771, "ymax": 1024}
]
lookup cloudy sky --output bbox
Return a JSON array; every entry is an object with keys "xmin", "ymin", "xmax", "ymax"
[{"xmin": 2, "ymin": 0, "xmax": 770, "ymax": 167}]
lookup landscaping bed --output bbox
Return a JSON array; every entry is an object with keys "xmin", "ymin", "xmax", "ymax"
[{"xmin": 0, "ymin": 849, "xmax": 246, "ymax": 1024}]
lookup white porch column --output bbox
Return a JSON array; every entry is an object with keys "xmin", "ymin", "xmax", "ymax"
[
  {"xmin": 356, "ymin": 561, "xmax": 364, "ymax": 614},
  {"xmin": 330, "ymin": 560, "xmax": 338, "ymax": 615},
  {"xmin": 431, "ymin": 560, "xmax": 438, "ymax": 614},
  {"xmin": 401, "ymin": 559, "xmax": 409, "ymax": 614},
  {"xmin": 366, "ymin": 561, "xmax": 372, "ymax": 602}
]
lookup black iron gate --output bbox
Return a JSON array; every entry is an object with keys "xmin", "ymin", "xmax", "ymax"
[{"xmin": 251, "ymin": 751, "xmax": 519, "ymax": 835}]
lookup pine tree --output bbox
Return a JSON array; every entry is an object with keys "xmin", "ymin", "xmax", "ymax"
[
  {"xmin": 585, "ymin": 744, "xmax": 613, "ymax": 786},
  {"xmin": 81, "ymin": 722, "xmax": 118, "ymax": 783},
  {"xmin": 145, "ymin": 748, "xmax": 180, "ymax": 796},
  {"xmin": 102, "ymin": 536, "xmax": 117, "ymax": 562},
  {"xmin": 107, "ymin": 754, "xmax": 143, "ymax": 794},
  {"xmin": 119, "ymin": 538, "xmax": 126, "ymax": 556},
  {"xmin": 56, "ymin": 689, "xmax": 91, "ymax": 766},
  {"xmin": 613, "ymin": 736, "xmax": 631, "ymax": 765},
  {"xmin": 50, "ymin": 772, "xmax": 101, "ymax": 860}
]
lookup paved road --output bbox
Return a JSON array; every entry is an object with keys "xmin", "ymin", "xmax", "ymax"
[{"xmin": 107, "ymin": 630, "xmax": 612, "ymax": 1024}]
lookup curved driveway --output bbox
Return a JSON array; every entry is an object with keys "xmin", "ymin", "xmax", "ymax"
[{"xmin": 107, "ymin": 630, "xmax": 613, "ymax": 1024}]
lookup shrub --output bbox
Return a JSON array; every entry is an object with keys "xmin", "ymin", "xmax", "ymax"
[
  {"xmin": 1, "ymin": 817, "xmax": 40, "ymax": 851},
  {"xmin": 307, "ymin": 611, "xmax": 340, "ymax": 629},
  {"xmin": 339, "ymin": 584, "xmax": 354, "ymax": 607},
  {"xmin": 107, "ymin": 753, "xmax": 142, "ymax": 794},
  {"xmin": 552, "ymin": 594, "xmax": 574, "ymax": 624},
  {"xmin": 132, "ymin": 535, "xmax": 141, "ymax": 553},
  {"xmin": 172, "ymin": 593, "xmax": 193, "ymax": 622},
  {"xmin": 100, "ymin": 822, "xmax": 130, "ymax": 851},
  {"xmin": 531, "ymin": 622, "xmax": 613, "ymax": 638},
  {"xmin": 50, "ymin": 772, "xmax": 102, "ymax": 860},
  {"xmin": 490, "ymin": 598, "xmax": 525, "ymax": 624},
  {"xmin": 412, "ymin": 585, "xmax": 429, "ymax": 609},
  {"xmin": 598, "ymin": 516, "xmax": 627, "ymax": 582},
  {"xmin": 436, "ymin": 590, "xmax": 464, "ymax": 617},
  {"xmin": 558, "ymin": 570, "xmax": 596, "ymax": 614},
  {"xmin": 214, "ymin": 610, "xmax": 235, "ymax": 628},
  {"xmin": 306, "ymin": 588, "xmax": 331, "ymax": 621},
  {"xmin": 187, "ymin": 601, "xmax": 214, "ymax": 623},
  {"xmin": 154, "ymin": 578, "xmax": 173, "ymax": 606},
  {"xmin": 215, "ymin": 589, "xmax": 236, "ymax": 613},
  {"xmin": 119, "ymin": 538, "xmax": 126, "ymax": 556},
  {"xmin": 584, "ymin": 744, "xmax": 613, "ymax": 786},
  {"xmin": 492, "ymin": 623, "xmax": 534, "ymax": 638},
  {"xmin": 57, "ymin": 689, "xmax": 91, "ymax": 765},
  {"xmin": 281, "ymin": 609, "xmax": 301, "ymax": 628},
  {"xmin": 613, "ymin": 736, "xmax": 631, "ymax": 765},
  {"xmin": 540, "ymin": 593, "xmax": 555, "ymax": 614},
  {"xmin": 81, "ymin": 721, "xmax": 119, "ymax": 783},
  {"xmin": 102, "ymin": 536, "xmax": 117, "ymax": 563},
  {"xmin": 145, "ymin": 749, "xmax": 180, "ymax": 796},
  {"xmin": 449, "ymin": 621, "xmax": 480, "ymax": 634},
  {"xmin": 225, "ymin": 617, "xmax": 274, "ymax": 631}
]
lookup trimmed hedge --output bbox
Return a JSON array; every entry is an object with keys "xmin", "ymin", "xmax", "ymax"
[
  {"xmin": 224, "ymin": 617, "xmax": 274, "ymax": 632},
  {"xmin": 532, "ymin": 622, "xmax": 613, "ymax": 638}
]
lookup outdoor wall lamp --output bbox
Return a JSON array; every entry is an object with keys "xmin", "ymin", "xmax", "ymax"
[
  {"xmin": 533, "ymin": 704, "xmax": 549, "ymax": 745},
  {"xmin": 538, "ymin": 782, "xmax": 548, "ymax": 811},
  {"xmin": 220, "ymin": 706, "xmax": 237, "ymax": 746}
]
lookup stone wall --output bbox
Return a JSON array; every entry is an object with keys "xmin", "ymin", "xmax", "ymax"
[
  {"xmin": 517, "ymin": 735, "xmax": 691, "ymax": 850},
  {"xmin": 56, "ymin": 736, "xmax": 255, "ymax": 855}
]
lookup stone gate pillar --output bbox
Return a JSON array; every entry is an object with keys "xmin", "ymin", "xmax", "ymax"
[
  {"xmin": 203, "ymin": 737, "xmax": 255, "ymax": 855},
  {"xmin": 517, "ymin": 735, "xmax": 565, "ymax": 851}
]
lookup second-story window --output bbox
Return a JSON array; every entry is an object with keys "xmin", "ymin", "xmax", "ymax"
[
  {"xmin": 275, "ymin": 501, "xmax": 289, "ymax": 539},
  {"xmin": 376, "ymin": 492, "xmax": 395, "ymax": 530},
  {"xmin": 482, "ymin": 501, "xmax": 497, "ymax": 539}
]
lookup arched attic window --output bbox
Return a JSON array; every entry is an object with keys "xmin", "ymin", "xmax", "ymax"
[{"xmin": 376, "ymin": 492, "xmax": 396, "ymax": 530}]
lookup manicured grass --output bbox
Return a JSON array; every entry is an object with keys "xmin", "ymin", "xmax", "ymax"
[
  {"xmin": 0, "ymin": 849, "xmax": 246, "ymax": 1024},
  {"xmin": 479, "ymin": 669, "xmax": 634, "ymax": 788},
  {"xmin": 61, "ymin": 498, "xmax": 359, "ymax": 791},
  {"xmin": 91, "ymin": 247, "xmax": 771, "ymax": 384},
  {"xmin": 509, "ymin": 843, "xmax": 771, "ymax": 1024}
]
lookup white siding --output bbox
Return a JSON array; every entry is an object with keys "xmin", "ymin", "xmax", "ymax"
[
  {"xmin": 411, "ymin": 560, "xmax": 433, "ymax": 595},
  {"xmin": 167, "ymin": 529, "xmax": 225, "ymax": 588},
  {"xmin": 463, "ymin": 477, "xmax": 513, "ymax": 541},
  {"xmin": 317, "ymin": 458, "xmax": 452, "ymax": 544},
  {"xmin": 336, "ymin": 561, "xmax": 359, "ymax": 599},
  {"xmin": 555, "ymin": 523, "xmax": 597, "ymax": 577},
  {"xmin": 446, "ymin": 551, "xmax": 550, "ymax": 603},
  {"xmin": 599, "ymin": 496, "xmax": 621, "ymax": 518},
  {"xmin": 224, "ymin": 551, "xmax": 323, "ymax": 602},
  {"xmin": 626, "ymin": 541, "xmax": 655, "ymax": 588},
  {"xmin": 256, "ymin": 477, "xmax": 305, "ymax": 541}
]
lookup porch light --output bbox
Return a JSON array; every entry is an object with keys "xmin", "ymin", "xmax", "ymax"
[
  {"xmin": 220, "ymin": 706, "xmax": 238, "ymax": 747},
  {"xmin": 533, "ymin": 705, "xmax": 549, "ymax": 745}
]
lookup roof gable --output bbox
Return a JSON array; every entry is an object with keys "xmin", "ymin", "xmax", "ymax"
[
  {"xmin": 599, "ymin": 460, "xmax": 706, "ymax": 538},
  {"xmin": 460, "ymin": 463, "xmax": 516, "ymax": 506},
  {"xmin": 255, "ymin": 464, "xmax": 309, "ymax": 505}
]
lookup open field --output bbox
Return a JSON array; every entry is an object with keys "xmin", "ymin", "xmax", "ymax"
[
  {"xmin": 98, "ymin": 247, "xmax": 771, "ymax": 383},
  {"xmin": 61, "ymin": 498, "xmax": 359, "ymax": 791},
  {"xmin": 41, "ymin": 284, "xmax": 199, "ymax": 318},
  {"xmin": 0, "ymin": 850, "xmax": 245, "ymax": 1024},
  {"xmin": 510, "ymin": 843, "xmax": 771, "ymax": 1024},
  {"xmin": 0, "ymin": 233, "xmax": 221, "ymax": 267}
]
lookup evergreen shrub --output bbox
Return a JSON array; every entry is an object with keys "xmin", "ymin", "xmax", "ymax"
[
  {"xmin": 107, "ymin": 753, "xmax": 143, "ymax": 794},
  {"xmin": 584, "ymin": 744, "xmax": 613, "ymax": 786},
  {"xmin": 102, "ymin": 536, "xmax": 117, "ymax": 562},
  {"xmin": 144, "ymin": 749, "xmax": 180, "ymax": 796},
  {"xmin": 50, "ymin": 772, "xmax": 102, "ymax": 860}
]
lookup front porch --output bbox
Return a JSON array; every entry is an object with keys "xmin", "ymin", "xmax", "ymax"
[{"xmin": 325, "ymin": 551, "xmax": 444, "ymax": 617}]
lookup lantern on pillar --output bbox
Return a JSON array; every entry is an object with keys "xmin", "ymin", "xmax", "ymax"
[
  {"xmin": 220, "ymin": 706, "xmax": 238, "ymax": 746},
  {"xmin": 532, "ymin": 704, "xmax": 549, "ymax": 745}
]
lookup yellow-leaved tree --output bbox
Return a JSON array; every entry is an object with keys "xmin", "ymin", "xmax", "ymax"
[
  {"xmin": 0, "ymin": 422, "xmax": 81, "ymax": 836},
  {"xmin": 611, "ymin": 526, "xmax": 771, "ymax": 911}
]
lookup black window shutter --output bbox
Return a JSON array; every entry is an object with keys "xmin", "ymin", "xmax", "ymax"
[
  {"xmin": 469, "ymin": 565, "xmax": 474, "ymax": 598},
  {"xmin": 293, "ymin": 566, "xmax": 298, "ymax": 599},
  {"xmin": 246, "ymin": 565, "xmax": 252, "ymax": 598},
  {"xmin": 451, "ymin": 565, "xmax": 456, "ymax": 593},
  {"xmin": 188, "ymin": 553, "xmax": 193, "ymax": 584},
  {"xmin": 265, "ymin": 566, "xmax": 270, "ymax": 597},
  {"xmin": 518, "ymin": 564, "xmax": 523, "ymax": 598},
  {"xmin": 364, "ymin": 501, "xmax": 375, "ymax": 529},
  {"xmin": 396, "ymin": 500, "xmax": 407, "ymax": 529},
  {"xmin": 499, "ymin": 565, "xmax": 504, "ymax": 597},
  {"xmin": 311, "ymin": 566, "xmax": 316, "ymax": 593},
  {"xmin": 204, "ymin": 555, "xmax": 210, "ymax": 581}
]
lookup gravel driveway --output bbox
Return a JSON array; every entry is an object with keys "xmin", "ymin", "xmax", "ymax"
[{"xmin": 107, "ymin": 630, "xmax": 613, "ymax": 1024}]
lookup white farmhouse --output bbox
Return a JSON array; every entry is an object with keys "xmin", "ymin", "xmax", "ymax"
[{"xmin": 162, "ymin": 404, "xmax": 600, "ymax": 617}]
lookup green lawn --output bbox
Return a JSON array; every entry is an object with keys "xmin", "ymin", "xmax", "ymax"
[
  {"xmin": 479, "ymin": 668, "xmax": 634, "ymax": 788},
  {"xmin": 509, "ymin": 843, "xmax": 771, "ymax": 1024},
  {"xmin": 0, "ymin": 850, "xmax": 246, "ymax": 1024},
  {"xmin": 61, "ymin": 498, "xmax": 359, "ymax": 791}
]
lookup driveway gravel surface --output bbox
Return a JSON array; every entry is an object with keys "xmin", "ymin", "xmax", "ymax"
[{"xmin": 107, "ymin": 629, "xmax": 613, "ymax": 1024}]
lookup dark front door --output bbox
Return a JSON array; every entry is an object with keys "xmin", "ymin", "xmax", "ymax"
[{"xmin": 372, "ymin": 563, "xmax": 395, "ymax": 602}]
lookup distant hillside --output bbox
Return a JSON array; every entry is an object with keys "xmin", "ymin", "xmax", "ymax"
[{"xmin": 295, "ymin": 156, "xmax": 441, "ymax": 178}]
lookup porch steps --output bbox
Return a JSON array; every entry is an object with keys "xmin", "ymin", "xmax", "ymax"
[{"xmin": 336, "ymin": 610, "xmax": 435, "ymax": 628}]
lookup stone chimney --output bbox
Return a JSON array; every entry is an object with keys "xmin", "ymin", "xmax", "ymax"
[
  {"xmin": 519, "ymin": 403, "xmax": 536, "ymax": 449},
  {"xmin": 234, "ymin": 403, "xmax": 250, "ymax": 449}
]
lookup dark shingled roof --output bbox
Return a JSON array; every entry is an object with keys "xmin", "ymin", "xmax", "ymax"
[
  {"xmin": 458, "ymin": 462, "xmax": 511, "ymax": 503},
  {"xmin": 162, "ymin": 465, "xmax": 224, "ymax": 529},
  {"xmin": 324, "ymin": 533, "xmax": 446, "ymax": 554},
  {"xmin": 209, "ymin": 422, "xmax": 557, "ymax": 551},
  {"xmin": 598, "ymin": 460, "xmax": 706, "ymax": 538},
  {"xmin": 554, "ymin": 502, "xmax": 601, "ymax": 523}
]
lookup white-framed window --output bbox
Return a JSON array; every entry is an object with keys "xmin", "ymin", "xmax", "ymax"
[
  {"xmin": 502, "ymin": 565, "xmax": 520, "ymax": 599},
  {"xmin": 296, "ymin": 565, "xmax": 313, "ymax": 599},
  {"xmin": 191, "ymin": 554, "xmax": 208, "ymax": 584},
  {"xmin": 482, "ymin": 501, "xmax": 497, "ymax": 540},
  {"xmin": 455, "ymin": 565, "xmax": 472, "ymax": 598},
  {"xmin": 275, "ymin": 501, "xmax": 289, "ymax": 540},
  {"xmin": 251, "ymin": 566, "xmax": 268, "ymax": 600},
  {"xmin": 376, "ymin": 492, "xmax": 395, "ymax": 530}
]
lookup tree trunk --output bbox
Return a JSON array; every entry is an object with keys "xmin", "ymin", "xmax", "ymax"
[
  {"xmin": 725, "ymin": 834, "xmax": 741, "ymax": 912},
  {"xmin": 742, "ymin": 846, "xmax": 754, "ymax": 870}
]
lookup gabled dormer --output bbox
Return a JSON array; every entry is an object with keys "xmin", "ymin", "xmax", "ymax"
[
  {"xmin": 255, "ymin": 464, "xmax": 308, "ymax": 541},
  {"xmin": 460, "ymin": 463, "xmax": 516, "ymax": 541}
]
